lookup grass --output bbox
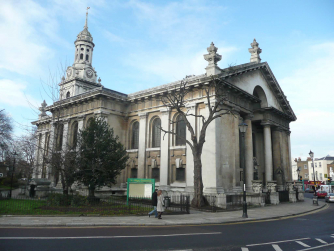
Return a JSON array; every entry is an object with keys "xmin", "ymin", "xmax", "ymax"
[{"xmin": 0, "ymin": 198, "xmax": 150, "ymax": 216}]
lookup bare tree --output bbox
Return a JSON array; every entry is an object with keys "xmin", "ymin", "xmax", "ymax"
[
  {"xmin": 159, "ymin": 76, "xmax": 237, "ymax": 207},
  {"xmin": 0, "ymin": 109, "xmax": 13, "ymax": 161}
]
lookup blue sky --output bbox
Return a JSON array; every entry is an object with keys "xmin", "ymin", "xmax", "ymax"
[{"xmin": 0, "ymin": 0, "xmax": 333, "ymax": 160}]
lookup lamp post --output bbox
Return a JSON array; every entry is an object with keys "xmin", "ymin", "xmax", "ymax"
[
  {"xmin": 309, "ymin": 150, "xmax": 316, "ymax": 195},
  {"xmin": 239, "ymin": 121, "xmax": 248, "ymax": 218},
  {"xmin": 9, "ymin": 151, "xmax": 18, "ymax": 199}
]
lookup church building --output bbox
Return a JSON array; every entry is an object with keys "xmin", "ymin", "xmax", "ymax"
[{"xmin": 33, "ymin": 13, "xmax": 296, "ymax": 197}]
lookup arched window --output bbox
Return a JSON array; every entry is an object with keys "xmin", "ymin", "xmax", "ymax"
[
  {"xmin": 56, "ymin": 124, "xmax": 64, "ymax": 151},
  {"xmin": 86, "ymin": 55, "xmax": 89, "ymax": 61},
  {"xmin": 131, "ymin": 122, "xmax": 139, "ymax": 149},
  {"xmin": 66, "ymin": 92, "xmax": 70, "ymax": 98},
  {"xmin": 152, "ymin": 118, "xmax": 161, "ymax": 148},
  {"xmin": 175, "ymin": 115, "xmax": 186, "ymax": 146},
  {"xmin": 80, "ymin": 54, "xmax": 83, "ymax": 60},
  {"xmin": 71, "ymin": 122, "xmax": 78, "ymax": 149}
]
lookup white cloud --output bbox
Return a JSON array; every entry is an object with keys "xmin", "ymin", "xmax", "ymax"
[
  {"xmin": 0, "ymin": 79, "xmax": 40, "ymax": 108},
  {"xmin": 280, "ymin": 42, "xmax": 334, "ymax": 158}
]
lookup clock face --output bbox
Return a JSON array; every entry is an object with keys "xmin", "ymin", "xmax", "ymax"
[
  {"xmin": 86, "ymin": 69, "xmax": 94, "ymax": 78},
  {"xmin": 66, "ymin": 68, "xmax": 72, "ymax": 78}
]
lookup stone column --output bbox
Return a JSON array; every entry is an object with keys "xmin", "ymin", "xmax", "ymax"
[
  {"xmin": 244, "ymin": 114, "xmax": 254, "ymax": 191},
  {"xmin": 185, "ymin": 104, "xmax": 195, "ymax": 192},
  {"xmin": 272, "ymin": 127, "xmax": 283, "ymax": 186},
  {"xmin": 137, "ymin": 112, "xmax": 148, "ymax": 179},
  {"xmin": 33, "ymin": 132, "xmax": 41, "ymax": 178},
  {"xmin": 262, "ymin": 122, "xmax": 273, "ymax": 183},
  {"xmin": 77, "ymin": 116, "xmax": 85, "ymax": 132},
  {"xmin": 286, "ymin": 130, "xmax": 293, "ymax": 181},
  {"xmin": 159, "ymin": 108, "xmax": 170, "ymax": 190}
]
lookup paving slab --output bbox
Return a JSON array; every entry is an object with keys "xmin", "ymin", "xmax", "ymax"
[{"xmin": 0, "ymin": 198, "xmax": 326, "ymax": 227}]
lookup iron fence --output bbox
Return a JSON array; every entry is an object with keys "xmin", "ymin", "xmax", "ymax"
[{"xmin": 0, "ymin": 193, "xmax": 190, "ymax": 216}]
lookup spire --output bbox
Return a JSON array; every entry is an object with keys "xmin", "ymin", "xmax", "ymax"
[{"xmin": 84, "ymin": 7, "xmax": 90, "ymax": 29}]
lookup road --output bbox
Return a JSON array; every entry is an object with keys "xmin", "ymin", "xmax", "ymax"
[{"xmin": 1, "ymin": 193, "xmax": 333, "ymax": 251}]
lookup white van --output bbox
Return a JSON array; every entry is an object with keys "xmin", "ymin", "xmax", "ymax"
[{"xmin": 319, "ymin": 185, "xmax": 334, "ymax": 193}]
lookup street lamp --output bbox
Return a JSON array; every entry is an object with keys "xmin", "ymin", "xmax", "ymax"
[
  {"xmin": 309, "ymin": 150, "xmax": 316, "ymax": 196},
  {"xmin": 9, "ymin": 151, "xmax": 18, "ymax": 199},
  {"xmin": 296, "ymin": 167, "xmax": 300, "ymax": 181},
  {"xmin": 239, "ymin": 121, "xmax": 248, "ymax": 218}
]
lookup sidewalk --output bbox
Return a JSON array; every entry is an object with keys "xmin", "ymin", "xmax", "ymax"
[{"xmin": 0, "ymin": 198, "xmax": 326, "ymax": 227}]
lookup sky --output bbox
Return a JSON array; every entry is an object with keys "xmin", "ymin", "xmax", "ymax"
[{"xmin": 0, "ymin": 0, "xmax": 333, "ymax": 160}]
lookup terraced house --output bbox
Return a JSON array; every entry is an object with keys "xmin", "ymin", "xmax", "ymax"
[{"xmin": 32, "ymin": 13, "xmax": 296, "ymax": 197}]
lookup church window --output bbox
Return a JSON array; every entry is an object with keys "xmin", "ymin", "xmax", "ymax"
[
  {"xmin": 80, "ymin": 54, "xmax": 83, "ymax": 60},
  {"xmin": 86, "ymin": 55, "xmax": 89, "ymax": 61},
  {"xmin": 152, "ymin": 168, "xmax": 160, "ymax": 181},
  {"xmin": 175, "ymin": 115, "xmax": 186, "ymax": 146},
  {"xmin": 176, "ymin": 167, "xmax": 185, "ymax": 181},
  {"xmin": 131, "ymin": 121, "xmax": 139, "ymax": 149},
  {"xmin": 87, "ymin": 49, "xmax": 89, "ymax": 52},
  {"xmin": 71, "ymin": 122, "xmax": 78, "ymax": 149},
  {"xmin": 56, "ymin": 124, "xmax": 64, "ymax": 151},
  {"xmin": 131, "ymin": 168, "xmax": 138, "ymax": 178},
  {"xmin": 152, "ymin": 118, "xmax": 161, "ymax": 148},
  {"xmin": 66, "ymin": 92, "xmax": 70, "ymax": 98},
  {"xmin": 81, "ymin": 48, "xmax": 84, "ymax": 51}
]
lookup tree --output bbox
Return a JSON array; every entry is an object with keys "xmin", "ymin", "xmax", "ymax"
[
  {"xmin": 159, "ymin": 76, "xmax": 236, "ymax": 207},
  {"xmin": 0, "ymin": 109, "xmax": 13, "ymax": 161},
  {"xmin": 75, "ymin": 117, "xmax": 129, "ymax": 198}
]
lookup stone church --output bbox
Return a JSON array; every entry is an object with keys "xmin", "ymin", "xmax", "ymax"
[{"xmin": 32, "ymin": 13, "xmax": 296, "ymax": 197}]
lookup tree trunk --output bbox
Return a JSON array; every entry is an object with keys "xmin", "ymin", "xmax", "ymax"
[{"xmin": 191, "ymin": 154, "xmax": 206, "ymax": 207}]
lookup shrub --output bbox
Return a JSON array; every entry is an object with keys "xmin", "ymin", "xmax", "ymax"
[
  {"xmin": 47, "ymin": 193, "xmax": 72, "ymax": 206},
  {"xmin": 71, "ymin": 195, "xmax": 87, "ymax": 207}
]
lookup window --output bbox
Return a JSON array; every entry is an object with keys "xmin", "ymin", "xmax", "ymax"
[
  {"xmin": 176, "ymin": 167, "xmax": 185, "ymax": 181},
  {"xmin": 320, "ymin": 173, "xmax": 323, "ymax": 180},
  {"xmin": 152, "ymin": 118, "xmax": 161, "ymax": 148},
  {"xmin": 71, "ymin": 122, "xmax": 78, "ymax": 149},
  {"xmin": 80, "ymin": 54, "xmax": 83, "ymax": 60},
  {"xmin": 305, "ymin": 173, "xmax": 308, "ymax": 179},
  {"xmin": 316, "ymin": 171, "xmax": 318, "ymax": 180},
  {"xmin": 56, "ymin": 124, "xmax": 64, "ymax": 151},
  {"xmin": 130, "ymin": 168, "xmax": 137, "ymax": 178},
  {"xmin": 304, "ymin": 164, "xmax": 307, "ymax": 169},
  {"xmin": 87, "ymin": 49, "xmax": 89, "ymax": 52},
  {"xmin": 175, "ymin": 115, "xmax": 186, "ymax": 146},
  {"xmin": 152, "ymin": 168, "xmax": 160, "ymax": 181},
  {"xmin": 81, "ymin": 48, "xmax": 84, "ymax": 51},
  {"xmin": 319, "ymin": 162, "xmax": 322, "ymax": 167},
  {"xmin": 131, "ymin": 122, "xmax": 139, "ymax": 149},
  {"xmin": 315, "ymin": 163, "xmax": 317, "ymax": 167},
  {"xmin": 86, "ymin": 54, "xmax": 89, "ymax": 61},
  {"xmin": 66, "ymin": 92, "xmax": 70, "ymax": 98}
]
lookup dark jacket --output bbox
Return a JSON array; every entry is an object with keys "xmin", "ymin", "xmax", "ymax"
[{"xmin": 152, "ymin": 191, "xmax": 157, "ymax": 206}]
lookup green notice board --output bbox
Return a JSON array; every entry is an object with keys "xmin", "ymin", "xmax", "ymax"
[{"xmin": 127, "ymin": 178, "xmax": 155, "ymax": 204}]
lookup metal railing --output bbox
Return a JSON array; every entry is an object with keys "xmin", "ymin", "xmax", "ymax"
[{"xmin": 0, "ymin": 193, "xmax": 190, "ymax": 216}]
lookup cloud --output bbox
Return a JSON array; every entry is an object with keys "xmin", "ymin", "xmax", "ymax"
[
  {"xmin": 0, "ymin": 0, "xmax": 57, "ymax": 76},
  {"xmin": 0, "ymin": 79, "xmax": 40, "ymax": 108},
  {"xmin": 280, "ymin": 42, "xmax": 334, "ymax": 158}
]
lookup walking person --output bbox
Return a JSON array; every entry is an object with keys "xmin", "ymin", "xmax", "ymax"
[
  {"xmin": 148, "ymin": 189, "xmax": 158, "ymax": 218},
  {"xmin": 157, "ymin": 190, "xmax": 165, "ymax": 219}
]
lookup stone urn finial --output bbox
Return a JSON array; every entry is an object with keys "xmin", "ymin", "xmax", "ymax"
[
  {"xmin": 248, "ymin": 38, "xmax": 262, "ymax": 63},
  {"xmin": 39, "ymin": 100, "xmax": 47, "ymax": 118},
  {"xmin": 203, "ymin": 42, "xmax": 222, "ymax": 76}
]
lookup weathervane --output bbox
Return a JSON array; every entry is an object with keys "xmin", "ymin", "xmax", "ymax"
[{"xmin": 84, "ymin": 7, "xmax": 90, "ymax": 29}]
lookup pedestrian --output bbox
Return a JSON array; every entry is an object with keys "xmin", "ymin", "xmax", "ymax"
[
  {"xmin": 157, "ymin": 190, "xmax": 165, "ymax": 219},
  {"xmin": 148, "ymin": 189, "xmax": 158, "ymax": 218}
]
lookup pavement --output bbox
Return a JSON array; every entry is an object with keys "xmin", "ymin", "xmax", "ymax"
[{"xmin": 0, "ymin": 197, "xmax": 327, "ymax": 227}]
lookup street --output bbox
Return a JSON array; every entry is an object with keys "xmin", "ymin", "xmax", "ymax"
[{"xmin": 1, "ymin": 194, "xmax": 333, "ymax": 251}]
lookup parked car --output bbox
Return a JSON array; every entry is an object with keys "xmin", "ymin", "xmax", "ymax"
[
  {"xmin": 316, "ymin": 190, "xmax": 327, "ymax": 198},
  {"xmin": 305, "ymin": 188, "xmax": 313, "ymax": 193},
  {"xmin": 325, "ymin": 193, "xmax": 334, "ymax": 203}
]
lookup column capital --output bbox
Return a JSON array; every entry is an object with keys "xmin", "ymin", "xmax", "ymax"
[
  {"xmin": 185, "ymin": 102, "xmax": 197, "ymax": 110},
  {"xmin": 272, "ymin": 126, "xmax": 284, "ymax": 132},
  {"xmin": 261, "ymin": 120, "xmax": 272, "ymax": 127},
  {"xmin": 62, "ymin": 119, "xmax": 70, "ymax": 124}
]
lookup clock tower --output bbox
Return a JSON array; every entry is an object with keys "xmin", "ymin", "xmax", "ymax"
[{"xmin": 59, "ymin": 8, "xmax": 101, "ymax": 100}]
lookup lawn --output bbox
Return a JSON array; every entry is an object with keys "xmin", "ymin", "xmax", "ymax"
[{"xmin": 0, "ymin": 198, "xmax": 151, "ymax": 216}]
